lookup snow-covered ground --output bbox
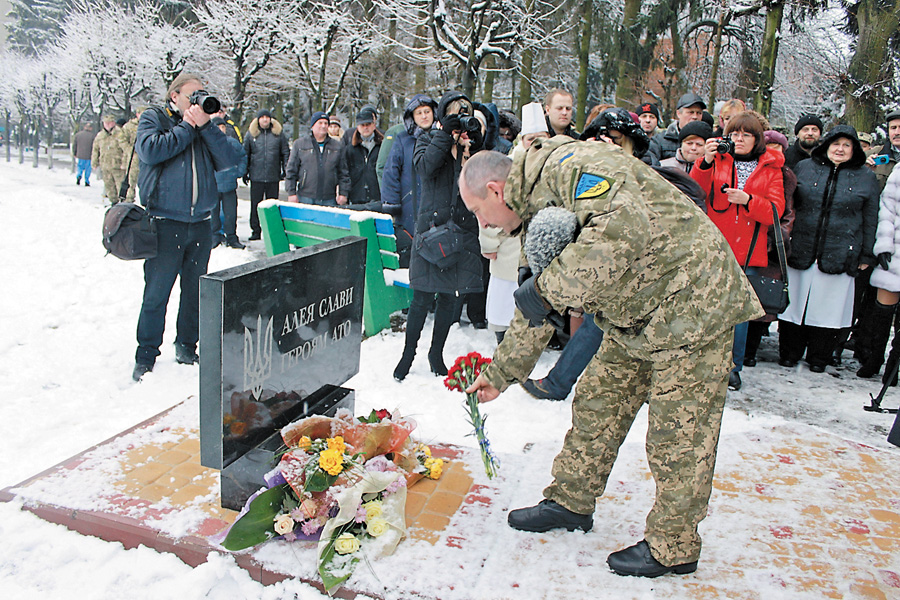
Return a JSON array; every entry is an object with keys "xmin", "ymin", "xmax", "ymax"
[{"xmin": 1, "ymin": 157, "xmax": 898, "ymax": 599}]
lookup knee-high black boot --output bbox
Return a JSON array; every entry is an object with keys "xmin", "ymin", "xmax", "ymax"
[
  {"xmin": 883, "ymin": 312, "xmax": 900, "ymax": 387},
  {"xmin": 857, "ymin": 301, "xmax": 896, "ymax": 378},
  {"xmin": 394, "ymin": 292, "xmax": 431, "ymax": 381},
  {"xmin": 427, "ymin": 294, "xmax": 456, "ymax": 376}
]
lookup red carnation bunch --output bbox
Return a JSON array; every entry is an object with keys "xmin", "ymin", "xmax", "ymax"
[{"xmin": 443, "ymin": 352, "xmax": 499, "ymax": 479}]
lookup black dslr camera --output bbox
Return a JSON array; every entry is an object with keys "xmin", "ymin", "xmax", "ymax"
[
  {"xmin": 716, "ymin": 137, "xmax": 735, "ymax": 154},
  {"xmin": 457, "ymin": 105, "xmax": 481, "ymax": 134},
  {"xmin": 189, "ymin": 90, "xmax": 221, "ymax": 115}
]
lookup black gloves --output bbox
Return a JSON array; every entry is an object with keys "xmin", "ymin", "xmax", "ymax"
[
  {"xmin": 440, "ymin": 113, "xmax": 461, "ymax": 133},
  {"xmin": 878, "ymin": 252, "xmax": 892, "ymax": 270},
  {"xmin": 468, "ymin": 128, "xmax": 484, "ymax": 152},
  {"xmin": 514, "ymin": 277, "xmax": 553, "ymax": 327},
  {"xmin": 517, "ymin": 266, "xmax": 533, "ymax": 287}
]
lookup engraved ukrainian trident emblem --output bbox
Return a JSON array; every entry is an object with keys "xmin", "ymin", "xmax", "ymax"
[{"xmin": 244, "ymin": 315, "xmax": 273, "ymax": 400}]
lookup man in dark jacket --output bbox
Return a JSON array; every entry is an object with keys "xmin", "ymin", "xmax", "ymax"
[
  {"xmin": 784, "ymin": 114, "xmax": 823, "ymax": 170},
  {"xmin": 381, "ymin": 94, "xmax": 437, "ymax": 267},
  {"xmin": 649, "ymin": 92, "xmax": 705, "ymax": 162},
  {"xmin": 244, "ymin": 108, "xmax": 290, "ymax": 240},
  {"xmin": 285, "ymin": 111, "xmax": 347, "ymax": 206},
  {"xmin": 72, "ymin": 122, "xmax": 95, "ymax": 186},
  {"xmin": 340, "ymin": 108, "xmax": 383, "ymax": 211},
  {"xmin": 544, "ymin": 89, "xmax": 579, "ymax": 138},
  {"xmin": 212, "ymin": 117, "xmax": 248, "ymax": 249},
  {"xmin": 132, "ymin": 73, "xmax": 240, "ymax": 381},
  {"xmin": 866, "ymin": 109, "xmax": 900, "ymax": 191}
]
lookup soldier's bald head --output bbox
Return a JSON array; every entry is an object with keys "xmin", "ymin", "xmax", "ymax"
[{"xmin": 460, "ymin": 151, "xmax": 512, "ymax": 200}]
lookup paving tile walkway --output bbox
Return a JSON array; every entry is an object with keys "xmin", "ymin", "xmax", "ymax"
[{"xmin": 2, "ymin": 403, "xmax": 899, "ymax": 599}]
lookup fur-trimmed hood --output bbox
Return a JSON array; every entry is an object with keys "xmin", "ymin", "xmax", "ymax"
[
  {"xmin": 248, "ymin": 117, "xmax": 283, "ymax": 138},
  {"xmin": 350, "ymin": 126, "xmax": 384, "ymax": 147}
]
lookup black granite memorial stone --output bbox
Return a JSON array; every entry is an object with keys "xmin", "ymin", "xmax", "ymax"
[{"xmin": 199, "ymin": 237, "xmax": 365, "ymax": 509}]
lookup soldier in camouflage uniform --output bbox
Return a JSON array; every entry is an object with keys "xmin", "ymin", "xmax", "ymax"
[
  {"xmin": 118, "ymin": 109, "xmax": 144, "ymax": 202},
  {"xmin": 91, "ymin": 115, "xmax": 125, "ymax": 204},
  {"xmin": 459, "ymin": 139, "xmax": 763, "ymax": 578}
]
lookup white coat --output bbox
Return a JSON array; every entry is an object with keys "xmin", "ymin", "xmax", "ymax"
[{"xmin": 870, "ymin": 166, "xmax": 900, "ymax": 292}]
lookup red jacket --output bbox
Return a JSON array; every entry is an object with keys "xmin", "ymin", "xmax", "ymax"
[{"xmin": 691, "ymin": 147, "xmax": 785, "ymax": 267}]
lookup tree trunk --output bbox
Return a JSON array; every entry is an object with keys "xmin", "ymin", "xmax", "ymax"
[
  {"xmin": 517, "ymin": 48, "xmax": 534, "ymax": 109},
  {"xmin": 575, "ymin": 0, "xmax": 593, "ymax": 131},
  {"xmin": 614, "ymin": 0, "xmax": 643, "ymax": 107},
  {"xmin": 46, "ymin": 120, "xmax": 53, "ymax": 169},
  {"xmin": 482, "ymin": 55, "xmax": 495, "ymax": 103},
  {"xmin": 708, "ymin": 7, "xmax": 727, "ymax": 110},
  {"xmin": 754, "ymin": 1, "xmax": 784, "ymax": 118},
  {"xmin": 844, "ymin": 0, "xmax": 900, "ymax": 132},
  {"xmin": 292, "ymin": 88, "xmax": 301, "ymax": 140}
]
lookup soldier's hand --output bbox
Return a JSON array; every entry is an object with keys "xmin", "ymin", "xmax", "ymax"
[
  {"xmin": 517, "ymin": 266, "xmax": 533, "ymax": 286},
  {"xmin": 514, "ymin": 277, "xmax": 552, "ymax": 327},
  {"xmin": 466, "ymin": 373, "xmax": 500, "ymax": 403}
]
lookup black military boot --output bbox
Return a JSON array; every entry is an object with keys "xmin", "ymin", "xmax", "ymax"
[
  {"xmin": 507, "ymin": 499, "xmax": 593, "ymax": 533},
  {"xmin": 607, "ymin": 540, "xmax": 698, "ymax": 578},
  {"xmin": 857, "ymin": 301, "xmax": 895, "ymax": 378}
]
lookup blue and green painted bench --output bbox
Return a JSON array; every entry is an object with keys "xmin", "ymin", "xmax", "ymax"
[{"xmin": 257, "ymin": 200, "xmax": 411, "ymax": 337}]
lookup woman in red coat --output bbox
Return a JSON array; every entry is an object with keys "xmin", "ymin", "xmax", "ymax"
[{"xmin": 691, "ymin": 112, "xmax": 785, "ymax": 390}]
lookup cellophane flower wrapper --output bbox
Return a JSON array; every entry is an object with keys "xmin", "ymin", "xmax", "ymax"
[{"xmin": 316, "ymin": 470, "xmax": 406, "ymax": 595}]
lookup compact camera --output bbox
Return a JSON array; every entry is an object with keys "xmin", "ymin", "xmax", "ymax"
[
  {"xmin": 189, "ymin": 90, "xmax": 221, "ymax": 115},
  {"xmin": 716, "ymin": 138, "xmax": 735, "ymax": 154},
  {"xmin": 872, "ymin": 154, "xmax": 891, "ymax": 166}
]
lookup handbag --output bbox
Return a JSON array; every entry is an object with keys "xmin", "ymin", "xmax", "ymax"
[
  {"xmin": 102, "ymin": 201, "xmax": 158, "ymax": 260},
  {"xmin": 415, "ymin": 219, "xmax": 465, "ymax": 269},
  {"xmin": 743, "ymin": 202, "xmax": 789, "ymax": 315}
]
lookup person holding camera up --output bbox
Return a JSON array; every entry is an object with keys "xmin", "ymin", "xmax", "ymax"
[
  {"xmin": 691, "ymin": 111, "xmax": 785, "ymax": 389},
  {"xmin": 131, "ymin": 73, "xmax": 241, "ymax": 381},
  {"xmin": 393, "ymin": 91, "xmax": 485, "ymax": 381}
]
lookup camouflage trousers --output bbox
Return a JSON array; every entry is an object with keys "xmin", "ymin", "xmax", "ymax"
[
  {"xmin": 543, "ymin": 327, "xmax": 732, "ymax": 566},
  {"xmin": 103, "ymin": 171, "xmax": 124, "ymax": 204}
]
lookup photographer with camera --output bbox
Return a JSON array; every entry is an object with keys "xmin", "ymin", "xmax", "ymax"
[
  {"xmin": 393, "ymin": 91, "xmax": 485, "ymax": 382},
  {"xmin": 131, "ymin": 73, "xmax": 241, "ymax": 381},
  {"xmin": 691, "ymin": 112, "xmax": 785, "ymax": 389}
]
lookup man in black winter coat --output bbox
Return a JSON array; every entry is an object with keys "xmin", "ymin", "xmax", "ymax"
[
  {"xmin": 784, "ymin": 114, "xmax": 823, "ymax": 170},
  {"xmin": 244, "ymin": 108, "xmax": 290, "ymax": 240},
  {"xmin": 340, "ymin": 108, "xmax": 383, "ymax": 211}
]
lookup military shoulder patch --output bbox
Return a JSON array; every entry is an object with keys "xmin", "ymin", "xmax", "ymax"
[
  {"xmin": 575, "ymin": 173, "xmax": 612, "ymax": 199},
  {"xmin": 558, "ymin": 152, "xmax": 575, "ymax": 166}
]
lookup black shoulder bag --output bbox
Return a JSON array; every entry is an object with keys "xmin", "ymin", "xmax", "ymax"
[
  {"xmin": 743, "ymin": 201, "xmax": 789, "ymax": 315},
  {"xmin": 102, "ymin": 135, "xmax": 157, "ymax": 260},
  {"xmin": 414, "ymin": 151, "xmax": 466, "ymax": 269}
]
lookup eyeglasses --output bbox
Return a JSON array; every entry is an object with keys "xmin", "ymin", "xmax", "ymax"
[{"xmin": 729, "ymin": 132, "xmax": 754, "ymax": 141}]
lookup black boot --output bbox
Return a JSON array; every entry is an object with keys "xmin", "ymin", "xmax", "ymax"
[
  {"xmin": 857, "ymin": 301, "xmax": 895, "ymax": 378},
  {"xmin": 427, "ymin": 294, "xmax": 455, "ymax": 376},
  {"xmin": 394, "ymin": 292, "xmax": 430, "ymax": 381}
]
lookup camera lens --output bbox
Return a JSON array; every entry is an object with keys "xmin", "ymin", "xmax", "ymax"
[
  {"xmin": 716, "ymin": 138, "xmax": 734, "ymax": 154},
  {"xmin": 190, "ymin": 90, "xmax": 221, "ymax": 115}
]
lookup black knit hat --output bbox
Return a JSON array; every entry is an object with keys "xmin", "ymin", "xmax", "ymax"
[
  {"xmin": 257, "ymin": 108, "xmax": 272, "ymax": 119},
  {"xmin": 679, "ymin": 121, "xmax": 713, "ymax": 142},
  {"xmin": 794, "ymin": 114, "xmax": 824, "ymax": 135},
  {"xmin": 636, "ymin": 102, "xmax": 660, "ymax": 120}
]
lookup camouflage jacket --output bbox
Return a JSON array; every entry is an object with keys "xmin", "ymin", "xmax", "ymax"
[
  {"xmin": 91, "ymin": 127, "xmax": 124, "ymax": 175},
  {"xmin": 118, "ymin": 119, "xmax": 140, "ymax": 175},
  {"xmin": 483, "ymin": 136, "xmax": 763, "ymax": 391}
]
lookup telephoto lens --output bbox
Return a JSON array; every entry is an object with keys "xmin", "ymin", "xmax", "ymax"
[
  {"xmin": 189, "ymin": 90, "xmax": 221, "ymax": 115},
  {"xmin": 459, "ymin": 115, "xmax": 481, "ymax": 134}
]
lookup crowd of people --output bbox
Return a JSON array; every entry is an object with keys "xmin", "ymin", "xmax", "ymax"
[
  {"xmin": 73, "ymin": 77, "xmax": 900, "ymax": 396},
  {"xmin": 69, "ymin": 69, "xmax": 900, "ymax": 579}
]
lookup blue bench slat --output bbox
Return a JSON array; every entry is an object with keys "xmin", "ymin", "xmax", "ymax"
[
  {"xmin": 373, "ymin": 216, "xmax": 395, "ymax": 236},
  {"xmin": 278, "ymin": 204, "xmax": 352, "ymax": 230}
]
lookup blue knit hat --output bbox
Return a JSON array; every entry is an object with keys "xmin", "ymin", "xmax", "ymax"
[{"xmin": 310, "ymin": 111, "xmax": 329, "ymax": 127}]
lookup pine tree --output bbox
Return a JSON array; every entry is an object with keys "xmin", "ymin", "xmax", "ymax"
[{"xmin": 7, "ymin": 0, "xmax": 70, "ymax": 56}]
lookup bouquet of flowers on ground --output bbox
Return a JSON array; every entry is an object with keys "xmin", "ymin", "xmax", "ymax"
[
  {"xmin": 444, "ymin": 352, "xmax": 500, "ymax": 479},
  {"xmin": 222, "ymin": 408, "xmax": 440, "ymax": 595}
]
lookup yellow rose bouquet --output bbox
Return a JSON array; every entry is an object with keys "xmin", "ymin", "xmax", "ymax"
[{"xmin": 222, "ymin": 408, "xmax": 439, "ymax": 595}]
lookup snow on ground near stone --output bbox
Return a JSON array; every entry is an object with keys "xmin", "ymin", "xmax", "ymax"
[{"xmin": 1, "ymin": 158, "xmax": 898, "ymax": 599}]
